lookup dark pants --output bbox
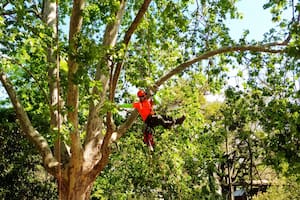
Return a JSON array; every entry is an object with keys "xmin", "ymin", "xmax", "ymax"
[
  {"xmin": 145, "ymin": 114, "xmax": 174, "ymax": 129},
  {"xmin": 143, "ymin": 114, "xmax": 174, "ymax": 147}
]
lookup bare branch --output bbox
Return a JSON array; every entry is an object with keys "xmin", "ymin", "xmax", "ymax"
[{"xmin": 85, "ymin": 0, "xmax": 126, "ymax": 149}]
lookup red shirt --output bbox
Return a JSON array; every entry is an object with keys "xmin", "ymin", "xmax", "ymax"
[{"xmin": 133, "ymin": 99, "xmax": 154, "ymax": 121}]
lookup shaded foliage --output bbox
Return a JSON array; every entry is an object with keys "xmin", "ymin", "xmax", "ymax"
[
  {"xmin": 0, "ymin": 108, "xmax": 57, "ymax": 200},
  {"xmin": 223, "ymin": 86, "xmax": 300, "ymax": 180}
]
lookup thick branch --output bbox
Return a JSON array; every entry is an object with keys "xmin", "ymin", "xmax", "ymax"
[
  {"xmin": 155, "ymin": 44, "xmax": 286, "ymax": 87},
  {"xmin": 67, "ymin": 0, "xmax": 85, "ymax": 148},
  {"xmin": 110, "ymin": 0, "xmax": 152, "ymax": 100},
  {"xmin": 42, "ymin": 0, "xmax": 65, "ymax": 166},
  {"xmin": 102, "ymin": 0, "xmax": 127, "ymax": 135},
  {"xmin": 85, "ymin": 0, "xmax": 126, "ymax": 145},
  {"xmin": 86, "ymin": 1, "xmax": 151, "ymax": 155},
  {"xmin": 64, "ymin": 0, "xmax": 86, "ymax": 193},
  {"xmin": 84, "ymin": 0, "xmax": 126, "ymax": 172},
  {"xmin": 0, "ymin": 70, "xmax": 59, "ymax": 171}
]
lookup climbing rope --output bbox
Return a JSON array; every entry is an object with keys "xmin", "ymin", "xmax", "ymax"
[{"xmin": 55, "ymin": 0, "xmax": 62, "ymax": 199}]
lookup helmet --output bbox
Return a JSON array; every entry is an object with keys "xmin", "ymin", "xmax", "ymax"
[{"xmin": 137, "ymin": 89, "xmax": 146, "ymax": 97}]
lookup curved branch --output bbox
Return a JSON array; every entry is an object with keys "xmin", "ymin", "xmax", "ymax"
[
  {"xmin": 0, "ymin": 70, "xmax": 59, "ymax": 172},
  {"xmin": 155, "ymin": 44, "xmax": 286, "ymax": 87}
]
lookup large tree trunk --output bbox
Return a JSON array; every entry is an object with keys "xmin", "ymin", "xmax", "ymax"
[
  {"xmin": 56, "ymin": 0, "xmax": 125, "ymax": 199},
  {"xmin": 59, "ymin": 177, "xmax": 94, "ymax": 200}
]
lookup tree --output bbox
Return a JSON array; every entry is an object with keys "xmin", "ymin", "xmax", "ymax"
[
  {"xmin": 215, "ymin": 84, "xmax": 300, "ymax": 199},
  {"xmin": 0, "ymin": 0, "xmax": 298, "ymax": 199}
]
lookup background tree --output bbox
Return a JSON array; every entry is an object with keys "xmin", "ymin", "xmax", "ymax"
[
  {"xmin": 0, "ymin": 108, "xmax": 57, "ymax": 199},
  {"xmin": 0, "ymin": 0, "xmax": 298, "ymax": 199}
]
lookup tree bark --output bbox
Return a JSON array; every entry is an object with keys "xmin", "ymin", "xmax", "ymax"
[
  {"xmin": 84, "ymin": 0, "xmax": 126, "ymax": 169},
  {"xmin": 43, "ymin": 0, "xmax": 68, "ymax": 165},
  {"xmin": 58, "ymin": 178, "xmax": 94, "ymax": 200}
]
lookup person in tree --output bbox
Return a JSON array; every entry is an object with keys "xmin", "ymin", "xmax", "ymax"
[{"xmin": 133, "ymin": 89, "xmax": 185, "ymax": 148}]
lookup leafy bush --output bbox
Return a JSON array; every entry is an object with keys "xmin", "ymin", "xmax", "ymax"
[{"xmin": 0, "ymin": 108, "xmax": 57, "ymax": 200}]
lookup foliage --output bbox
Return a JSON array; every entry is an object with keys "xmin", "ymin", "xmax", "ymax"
[
  {"xmin": 253, "ymin": 176, "xmax": 300, "ymax": 200},
  {"xmin": 220, "ymin": 85, "xmax": 300, "ymax": 196},
  {"xmin": 92, "ymin": 78, "xmax": 223, "ymax": 199},
  {"xmin": 222, "ymin": 51, "xmax": 300, "ymax": 178},
  {"xmin": 0, "ymin": 108, "xmax": 57, "ymax": 199}
]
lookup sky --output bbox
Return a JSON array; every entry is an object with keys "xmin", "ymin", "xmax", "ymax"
[
  {"xmin": 226, "ymin": 0, "xmax": 274, "ymax": 40},
  {"xmin": 227, "ymin": 0, "xmax": 292, "ymax": 39}
]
